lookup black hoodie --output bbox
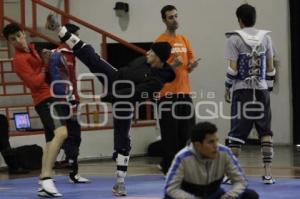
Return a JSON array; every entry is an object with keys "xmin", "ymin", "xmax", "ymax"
[{"xmin": 102, "ymin": 56, "xmax": 175, "ymax": 103}]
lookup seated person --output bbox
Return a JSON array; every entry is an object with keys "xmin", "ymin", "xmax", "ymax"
[
  {"xmin": 164, "ymin": 121, "xmax": 259, "ymax": 199},
  {"xmin": 0, "ymin": 114, "xmax": 42, "ymax": 174}
]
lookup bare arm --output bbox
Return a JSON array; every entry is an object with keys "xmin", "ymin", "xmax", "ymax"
[
  {"xmin": 188, "ymin": 58, "xmax": 201, "ymax": 73},
  {"xmin": 267, "ymin": 56, "xmax": 274, "ymax": 73},
  {"xmin": 229, "ymin": 60, "xmax": 238, "ymax": 72},
  {"xmin": 170, "ymin": 54, "xmax": 183, "ymax": 69}
]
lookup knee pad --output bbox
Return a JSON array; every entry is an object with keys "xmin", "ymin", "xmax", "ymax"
[
  {"xmin": 116, "ymin": 153, "xmax": 130, "ymax": 166},
  {"xmin": 227, "ymin": 137, "xmax": 244, "ymax": 158},
  {"xmin": 261, "ymin": 136, "xmax": 273, "ymax": 164},
  {"xmin": 117, "ymin": 149, "xmax": 130, "ymax": 156},
  {"xmin": 116, "ymin": 170, "xmax": 127, "ymax": 178},
  {"xmin": 116, "ymin": 153, "xmax": 130, "ymax": 173},
  {"xmin": 113, "ymin": 149, "xmax": 130, "ymax": 173}
]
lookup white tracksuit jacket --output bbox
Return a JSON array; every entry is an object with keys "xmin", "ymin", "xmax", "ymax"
[{"xmin": 164, "ymin": 143, "xmax": 247, "ymax": 199}]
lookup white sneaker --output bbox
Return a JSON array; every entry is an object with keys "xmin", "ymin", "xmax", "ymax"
[
  {"xmin": 69, "ymin": 173, "xmax": 90, "ymax": 184},
  {"xmin": 38, "ymin": 178, "xmax": 56, "ymax": 185},
  {"xmin": 112, "ymin": 182, "xmax": 127, "ymax": 196},
  {"xmin": 38, "ymin": 178, "xmax": 62, "ymax": 197},
  {"xmin": 262, "ymin": 176, "xmax": 275, "ymax": 184}
]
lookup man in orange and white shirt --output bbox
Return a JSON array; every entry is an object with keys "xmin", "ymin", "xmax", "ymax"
[{"xmin": 155, "ymin": 5, "xmax": 199, "ymax": 175}]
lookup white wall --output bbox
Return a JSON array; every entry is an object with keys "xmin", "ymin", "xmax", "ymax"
[{"xmin": 68, "ymin": 0, "xmax": 291, "ymax": 144}]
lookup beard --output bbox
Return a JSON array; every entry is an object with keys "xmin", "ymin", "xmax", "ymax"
[{"xmin": 168, "ymin": 23, "xmax": 178, "ymax": 31}]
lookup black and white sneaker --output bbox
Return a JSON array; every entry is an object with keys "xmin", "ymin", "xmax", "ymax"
[
  {"xmin": 262, "ymin": 176, "xmax": 275, "ymax": 184},
  {"xmin": 38, "ymin": 178, "xmax": 62, "ymax": 197},
  {"xmin": 69, "ymin": 173, "xmax": 90, "ymax": 184},
  {"xmin": 222, "ymin": 176, "xmax": 232, "ymax": 185}
]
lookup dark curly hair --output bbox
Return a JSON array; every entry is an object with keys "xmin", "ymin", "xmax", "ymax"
[
  {"xmin": 236, "ymin": 4, "xmax": 256, "ymax": 27},
  {"xmin": 2, "ymin": 23, "xmax": 22, "ymax": 40},
  {"xmin": 161, "ymin": 5, "xmax": 177, "ymax": 19},
  {"xmin": 191, "ymin": 122, "xmax": 218, "ymax": 143}
]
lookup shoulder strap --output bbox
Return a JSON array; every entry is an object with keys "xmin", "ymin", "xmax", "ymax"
[
  {"xmin": 226, "ymin": 29, "xmax": 271, "ymax": 49},
  {"xmin": 54, "ymin": 48, "xmax": 73, "ymax": 54},
  {"xmin": 51, "ymin": 48, "xmax": 69, "ymax": 68}
]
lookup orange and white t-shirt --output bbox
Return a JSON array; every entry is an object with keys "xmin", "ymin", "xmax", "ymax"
[{"xmin": 155, "ymin": 33, "xmax": 195, "ymax": 97}]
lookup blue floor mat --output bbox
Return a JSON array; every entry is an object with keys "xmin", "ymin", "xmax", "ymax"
[{"xmin": 0, "ymin": 175, "xmax": 298, "ymax": 199}]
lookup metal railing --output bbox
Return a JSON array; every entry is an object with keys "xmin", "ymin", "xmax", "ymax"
[{"xmin": 0, "ymin": 0, "xmax": 154, "ymax": 135}]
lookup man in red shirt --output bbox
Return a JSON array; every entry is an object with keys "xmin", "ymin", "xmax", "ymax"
[{"xmin": 3, "ymin": 23, "xmax": 67, "ymax": 197}]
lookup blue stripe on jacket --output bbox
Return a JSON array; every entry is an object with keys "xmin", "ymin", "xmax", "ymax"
[
  {"xmin": 219, "ymin": 145, "xmax": 247, "ymax": 181},
  {"xmin": 164, "ymin": 148, "xmax": 193, "ymax": 195}
]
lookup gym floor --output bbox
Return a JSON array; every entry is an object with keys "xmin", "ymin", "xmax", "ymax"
[
  {"xmin": 1, "ymin": 145, "xmax": 300, "ymax": 180},
  {"xmin": 1, "ymin": 145, "xmax": 300, "ymax": 199}
]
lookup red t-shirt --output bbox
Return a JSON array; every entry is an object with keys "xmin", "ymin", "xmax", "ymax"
[{"xmin": 13, "ymin": 44, "xmax": 51, "ymax": 105}]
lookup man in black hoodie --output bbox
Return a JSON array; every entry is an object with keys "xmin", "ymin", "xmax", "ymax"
[{"xmin": 51, "ymin": 24, "xmax": 175, "ymax": 196}]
